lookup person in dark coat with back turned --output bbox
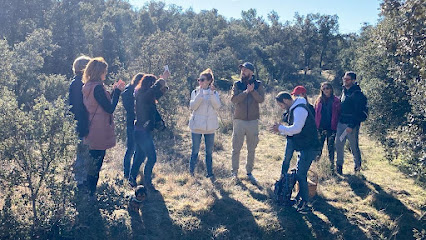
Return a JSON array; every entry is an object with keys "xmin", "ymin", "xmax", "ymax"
[
  {"xmin": 82, "ymin": 57, "xmax": 125, "ymax": 196},
  {"xmin": 69, "ymin": 55, "xmax": 91, "ymax": 187},
  {"xmin": 122, "ymin": 73, "xmax": 145, "ymax": 186},
  {"xmin": 134, "ymin": 71, "xmax": 169, "ymax": 191}
]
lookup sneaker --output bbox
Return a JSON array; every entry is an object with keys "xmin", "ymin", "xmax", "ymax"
[
  {"xmin": 206, "ymin": 173, "xmax": 215, "ymax": 179},
  {"xmin": 354, "ymin": 166, "xmax": 361, "ymax": 174},
  {"xmin": 231, "ymin": 172, "xmax": 239, "ymax": 181},
  {"xmin": 128, "ymin": 178, "xmax": 137, "ymax": 188},
  {"xmin": 296, "ymin": 201, "xmax": 310, "ymax": 213},
  {"xmin": 336, "ymin": 165, "xmax": 343, "ymax": 175},
  {"xmin": 247, "ymin": 173, "xmax": 257, "ymax": 184}
]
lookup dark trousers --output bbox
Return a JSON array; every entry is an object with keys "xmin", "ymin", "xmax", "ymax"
[
  {"xmin": 87, "ymin": 150, "xmax": 106, "ymax": 194},
  {"xmin": 317, "ymin": 129, "xmax": 336, "ymax": 165}
]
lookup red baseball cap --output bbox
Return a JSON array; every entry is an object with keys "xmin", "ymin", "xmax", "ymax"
[{"xmin": 291, "ymin": 86, "xmax": 307, "ymax": 95}]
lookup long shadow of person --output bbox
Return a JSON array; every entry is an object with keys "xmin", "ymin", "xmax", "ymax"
[
  {"xmin": 182, "ymin": 180, "xmax": 264, "ymax": 239},
  {"xmin": 73, "ymin": 189, "xmax": 108, "ymax": 240},
  {"xmin": 138, "ymin": 190, "xmax": 183, "ymax": 240},
  {"xmin": 310, "ymin": 195, "xmax": 370, "ymax": 240},
  {"xmin": 346, "ymin": 175, "xmax": 425, "ymax": 239}
]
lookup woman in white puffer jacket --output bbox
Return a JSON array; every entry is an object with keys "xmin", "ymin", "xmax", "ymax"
[{"xmin": 188, "ymin": 68, "xmax": 221, "ymax": 178}]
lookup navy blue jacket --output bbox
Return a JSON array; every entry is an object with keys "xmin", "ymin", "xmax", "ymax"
[
  {"xmin": 121, "ymin": 84, "xmax": 136, "ymax": 127},
  {"xmin": 69, "ymin": 75, "xmax": 89, "ymax": 138},
  {"xmin": 339, "ymin": 83, "xmax": 367, "ymax": 128}
]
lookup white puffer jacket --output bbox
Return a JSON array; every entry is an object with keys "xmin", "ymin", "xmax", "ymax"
[{"xmin": 188, "ymin": 88, "xmax": 221, "ymax": 134}]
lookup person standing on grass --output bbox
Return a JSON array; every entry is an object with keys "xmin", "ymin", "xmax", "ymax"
[
  {"xmin": 134, "ymin": 71, "xmax": 169, "ymax": 191},
  {"xmin": 272, "ymin": 92, "xmax": 320, "ymax": 212},
  {"xmin": 188, "ymin": 68, "xmax": 221, "ymax": 178},
  {"xmin": 122, "ymin": 73, "xmax": 145, "ymax": 186},
  {"xmin": 335, "ymin": 71, "xmax": 366, "ymax": 175},
  {"xmin": 314, "ymin": 82, "xmax": 341, "ymax": 171},
  {"xmin": 69, "ymin": 55, "xmax": 91, "ymax": 188},
  {"xmin": 231, "ymin": 62, "xmax": 265, "ymax": 183},
  {"xmin": 82, "ymin": 57, "xmax": 125, "ymax": 196}
]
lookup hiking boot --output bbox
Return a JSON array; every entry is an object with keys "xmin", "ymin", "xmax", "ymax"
[
  {"xmin": 247, "ymin": 173, "xmax": 257, "ymax": 184},
  {"xmin": 336, "ymin": 165, "xmax": 343, "ymax": 175},
  {"xmin": 231, "ymin": 172, "xmax": 239, "ymax": 182}
]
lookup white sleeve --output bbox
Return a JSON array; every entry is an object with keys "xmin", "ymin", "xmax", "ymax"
[{"xmin": 278, "ymin": 107, "xmax": 308, "ymax": 135}]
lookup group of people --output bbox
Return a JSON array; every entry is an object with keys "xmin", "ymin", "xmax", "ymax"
[{"xmin": 69, "ymin": 56, "xmax": 367, "ymax": 212}]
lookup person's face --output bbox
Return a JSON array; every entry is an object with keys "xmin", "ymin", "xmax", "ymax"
[
  {"xmin": 322, "ymin": 85, "xmax": 332, "ymax": 97},
  {"xmin": 198, "ymin": 75, "xmax": 211, "ymax": 89},
  {"xmin": 101, "ymin": 68, "xmax": 108, "ymax": 81},
  {"xmin": 342, "ymin": 74, "xmax": 354, "ymax": 88},
  {"xmin": 240, "ymin": 67, "xmax": 253, "ymax": 80},
  {"xmin": 136, "ymin": 193, "xmax": 146, "ymax": 201},
  {"xmin": 277, "ymin": 99, "xmax": 291, "ymax": 110}
]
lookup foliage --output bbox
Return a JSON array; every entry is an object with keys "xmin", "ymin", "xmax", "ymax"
[{"xmin": 355, "ymin": 0, "xmax": 425, "ymax": 183}]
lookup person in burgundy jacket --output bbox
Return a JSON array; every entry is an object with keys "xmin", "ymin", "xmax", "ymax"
[{"xmin": 314, "ymin": 82, "xmax": 341, "ymax": 171}]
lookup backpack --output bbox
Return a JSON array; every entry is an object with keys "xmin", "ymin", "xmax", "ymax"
[
  {"xmin": 273, "ymin": 169, "xmax": 297, "ymax": 205},
  {"xmin": 353, "ymin": 90, "xmax": 368, "ymax": 122}
]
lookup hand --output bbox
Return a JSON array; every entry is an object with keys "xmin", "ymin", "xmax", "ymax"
[
  {"xmin": 114, "ymin": 79, "xmax": 125, "ymax": 91},
  {"xmin": 270, "ymin": 122, "xmax": 280, "ymax": 134},
  {"xmin": 160, "ymin": 69, "xmax": 170, "ymax": 80},
  {"xmin": 247, "ymin": 83, "xmax": 254, "ymax": 92},
  {"xmin": 345, "ymin": 127, "xmax": 353, "ymax": 134},
  {"xmin": 210, "ymin": 84, "xmax": 215, "ymax": 91}
]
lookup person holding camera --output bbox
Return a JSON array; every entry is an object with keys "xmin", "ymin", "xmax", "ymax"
[
  {"xmin": 230, "ymin": 62, "xmax": 265, "ymax": 183},
  {"xmin": 82, "ymin": 57, "xmax": 125, "ymax": 196},
  {"xmin": 134, "ymin": 71, "xmax": 169, "ymax": 191},
  {"xmin": 188, "ymin": 68, "xmax": 221, "ymax": 178}
]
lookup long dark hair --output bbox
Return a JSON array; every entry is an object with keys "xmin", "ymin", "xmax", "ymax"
[
  {"xmin": 131, "ymin": 73, "xmax": 144, "ymax": 87},
  {"xmin": 315, "ymin": 82, "xmax": 334, "ymax": 105},
  {"xmin": 135, "ymin": 74, "xmax": 157, "ymax": 92}
]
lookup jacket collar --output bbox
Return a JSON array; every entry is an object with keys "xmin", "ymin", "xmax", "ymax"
[{"xmin": 289, "ymin": 97, "xmax": 307, "ymax": 111}]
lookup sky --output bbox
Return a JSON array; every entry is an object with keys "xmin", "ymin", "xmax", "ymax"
[{"xmin": 128, "ymin": 0, "xmax": 382, "ymax": 34}]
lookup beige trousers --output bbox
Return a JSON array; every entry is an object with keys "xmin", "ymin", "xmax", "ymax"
[{"xmin": 231, "ymin": 119, "xmax": 259, "ymax": 174}]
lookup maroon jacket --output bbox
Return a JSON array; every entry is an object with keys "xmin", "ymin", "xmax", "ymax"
[
  {"xmin": 82, "ymin": 81, "xmax": 116, "ymax": 150},
  {"xmin": 315, "ymin": 96, "xmax": 341, "ymax": 131}
]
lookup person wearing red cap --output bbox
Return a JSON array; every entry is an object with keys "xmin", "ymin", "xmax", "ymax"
[
  {"xmin": 230, "ymin": 62, "xmax": 265, "ymax": 183},
  {"xmin": 291, "ymin": 86, "xmax": 315, "ymax": 118}
]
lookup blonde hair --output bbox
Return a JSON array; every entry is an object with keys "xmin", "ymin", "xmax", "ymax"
[
  {"xmin": 82, "ymin": 57, "xmax": 108, "ymax": 84},
  {"xmin": 72, "ymin": 55, "xmax": 91, "ymax": 75},
  {"xmin": 200, "ymin": 68, "xmax": 214, "ymax": 84}
]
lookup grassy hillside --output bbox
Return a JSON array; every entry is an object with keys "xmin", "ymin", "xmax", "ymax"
[{"xmin": 70, "ymin": 92, "xmax": 426, "ymax": 240}]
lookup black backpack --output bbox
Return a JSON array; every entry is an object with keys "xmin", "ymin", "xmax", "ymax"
[
  {"xmin": 273, "ymin": 169, "xmax": 297, "ymax": 205},
  {"xmin": 353, "ymin": 90, "xmax": 369, "ymax": 122}
]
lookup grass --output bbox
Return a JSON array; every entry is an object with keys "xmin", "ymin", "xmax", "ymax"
[
  {"xmin": 80, "ymin": 92, "xmax": 426, "ymax": 239},
  {"xmin": 3, "ymin": 92, "xmax": 424, "ymax": 239}
]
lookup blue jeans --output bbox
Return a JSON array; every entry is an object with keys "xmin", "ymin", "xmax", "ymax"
[
  {"xmin": 123, "ymin": 125, "xmax": 144, "ymax": 179},
  {"xmin": 190, "ymin": 133, "xmax": 215, "ymax": 176},
  {"xmin": 295, "ymin": 148, "xmax": 316, "ymax": 202},
  {"xmin": 134, "ymin": 129, "xmax": 156, "ymax": 184},
  {"xmin": 74, "ymin": 138, "xmax": 88, "ymax": 185},
  {"xmin": 335, "ymin": 123, "xmax": 361, "ymax": 169},
  {"xmin": 281, "ymin": 137, "xmax": 295, "ymax": 175}
]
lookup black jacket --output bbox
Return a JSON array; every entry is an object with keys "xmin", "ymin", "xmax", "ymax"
[
  {"xmin": 339, "ymin": 83, "xmax": 367, "ymax": 128},
  {"xmin": 135, "ymin": 82, "xmax": 165, "ymax": 132},
  {"xmin": 121, "ymin": 84, "xmax": 136, "ymax": 127},
  {"xmin": 69, "ymin": 75, "xmax": 89, "ymax": 138}
]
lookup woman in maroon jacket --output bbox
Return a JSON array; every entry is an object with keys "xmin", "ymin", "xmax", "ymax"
[
  {"xmin": 314, "ymin": 82, "xmax": 341, "ymax": 171},
  {"xmin": 82, "ymin": 57, "xmax": 125, "ymax": 196}
]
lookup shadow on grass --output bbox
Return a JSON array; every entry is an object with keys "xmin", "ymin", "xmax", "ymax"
[
  {"xmin": 346, "ymin": 175, "xmax": 425, "ymax": 239},
  {"xmin": 139, "ymin": 190, "xmax": 183, "ymax": 239},
  {"xmin": 182, "ymin": 180, "xmax": 264, "ymax": 239}
]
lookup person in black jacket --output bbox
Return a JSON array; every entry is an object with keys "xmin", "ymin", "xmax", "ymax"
[
  {"xmin": 134, "ymin": 72, "xmax": 169, "ymax": 191},
  {"xmin": 335, "ymin": 71, "xmax": 366, "ymax": 175},
  {"xmin": 69, "ymin": 55, "xmax": 90, "ymax": 187},
  {"xmin": 122, "ymin": 73, "xmax": 144, "ymax": 186}
]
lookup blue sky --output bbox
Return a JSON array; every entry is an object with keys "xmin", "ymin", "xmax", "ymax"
[{"xmin": 128, "ymin": 0, "xmax": 382, "ymax": 34}]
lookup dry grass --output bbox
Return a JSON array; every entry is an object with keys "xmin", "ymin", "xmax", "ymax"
[{"xmin": 76, "ymin": 92, "xmax": 425, "ymax": 239}]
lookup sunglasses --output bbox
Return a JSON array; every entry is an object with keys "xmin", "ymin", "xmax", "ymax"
[
  {"xmin": 342, "ymin": 77, "xmax": 352, "ymax": 81},
  {"xmin": 322, "ymin": 87, "xmax": 331, "ymax": 90},
  {"xmin": 198, "ymin": 77, "xmax": 208, "ymax": 82}
]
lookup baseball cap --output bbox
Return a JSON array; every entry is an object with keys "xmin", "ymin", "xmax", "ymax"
[
  {"xmin": 291, "ymin": 86, "xmax": 307, "ymax": 95},
  {"xmin": 239, "ymin": 62, "xmax": 255, "ymax": 72}
]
